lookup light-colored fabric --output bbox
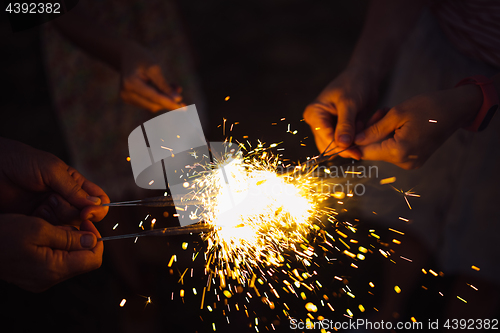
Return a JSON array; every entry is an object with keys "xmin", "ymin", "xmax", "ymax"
[
  {"xmin": 41, "ymin": 0, "xmax": 205, "ymax": 200},
  {"xmin": 432, "ymin": 0, "xmax": 500, "ymax": 68},
  {"xmin": 356, "ymin": 10, "xmax": 500, "ymax": 284}
]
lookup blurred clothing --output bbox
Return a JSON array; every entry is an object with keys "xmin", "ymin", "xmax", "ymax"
[
  {"xmin": 432, "ymin": 0, "xmax": 500, "ymax": 68},
  {"xmin": 42, "ymin": 0, "xmax": 205, "ymax": 200},
  {"xmin": 357, "ymin": 9, "xmax": 500, "ymax": 285},
  {"xmin": 0, "ymin": 11, "xmax": 69, "ymax": 162}
]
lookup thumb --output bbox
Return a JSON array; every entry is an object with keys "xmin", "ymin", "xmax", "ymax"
[
  {"xmin": 39, "ymin": 223, "xmax": 97, "ymax": 250},
  {"xmin": 335, "ymin": 102, "xmax": 357, "ymax": 148},
  {"xmin": 147, "ymin": 66, "xmax": 182, "ymax": 103},
  {"xmin": 303, "ymin": 103, "xmax": 335, "ymax": 154},
  {"xmin": 354, "ymin": 109, "xmax": 400, "ymax": 146}
]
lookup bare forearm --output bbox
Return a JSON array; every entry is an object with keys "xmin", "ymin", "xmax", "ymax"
[{"xmin": 348, "ymin": 0, "xmax": 427, "ymax": 82}]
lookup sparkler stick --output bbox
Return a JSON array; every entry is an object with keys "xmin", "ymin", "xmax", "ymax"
[
  {"xmin": 103, "ymin": 195, "xmax": 204, "ymax": 207},
  {"xmin": 103, "ymin": 140, "xmax": 355, "ymax": 207},
  {"xmin": 100, "ymin": 141, "xmax": 355, "ymax": 243},
  {"xmin": 98, "ymin": 223, "xmax": 212, "ymax": 241},
  {"xmin": 283, "ymin": 143, "xmax": 357, "ymax": 177}
]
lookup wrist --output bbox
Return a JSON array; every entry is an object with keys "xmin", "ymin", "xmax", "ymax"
[
  {"xmin": 456, "ymin": 75, "xmax": 499, "ymax": 131},
  {"xmin": 344, "ymin": 63, "xmax": 385, "ymax": 87},
  {"xmin": 492, "ymin": 73, "xmax": 500, "ymax": 100},
  {"xmin": 347, "ymin": 55, "xmax": 387, "ymax": 82},
  {"xmin": 456, "ymin": 84, "xmax": 484, "ymax": 128}
]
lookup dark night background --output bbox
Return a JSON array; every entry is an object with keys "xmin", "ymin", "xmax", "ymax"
[{"xmin": 187, "ymin": 0, "xmax": 368, "ymax": 161}]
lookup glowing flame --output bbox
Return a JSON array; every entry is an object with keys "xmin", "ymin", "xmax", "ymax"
[{"xmin": 189, "ymin": 146, "xmax": 324, "ymax": 283}]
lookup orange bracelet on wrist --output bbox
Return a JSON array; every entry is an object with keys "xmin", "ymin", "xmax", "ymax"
[{"xmin": 455, "ymin": 75, "xmax": 499, "ymax": 132}]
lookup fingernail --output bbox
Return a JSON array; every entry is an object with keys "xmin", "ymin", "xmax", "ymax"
[
  {"xmin": 355, "ymin": 132, "xmax": 365, "ymax": 142},
  {"xmin": 339, "ymin": 135, "xmax": 351, "ymax": 145},
  {"xmin": 49, "ymin": 196, "xmax": 58, "ymax": 208},
  {"xmin": 87, "ymin": 196, "xmax": 101, "ymax": 204},
  {"xmin": 81, "ymin": 234, "xmax": 95, "ymax": 248}
]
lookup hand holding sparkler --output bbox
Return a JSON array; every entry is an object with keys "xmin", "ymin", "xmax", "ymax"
[
  {"xmin": 0, "ymin": 215, "xmax": 102, "ymax": 292},
  {"xmin": 53, "ymin": 8, "xmax": 184, "ymax": 112},
  {"xmin": 303, "ymin": 67, "xmax": 376, "ymax": 160},
  {"xmin": 0, "ymin": 138, "xmax": 110, "ymax": 225},
  {"xmin": 354, "ymin": 84, "xmax": 492, "ymax": 169},
  {"xmin": 304, "ymin": 1, "xmax": 426, "ymax": 159},
  {"xmin": 0, "ymin": 139, "xmax": 106, "ymax": 291},
  {"xmin": 119, "ymin": 42, "xmax": 185, "ymax": 112}
]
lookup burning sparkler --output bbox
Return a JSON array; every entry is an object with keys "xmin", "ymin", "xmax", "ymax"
[
  {"xmin": 108, "ymin": 116, "xmax": 481, "ymax": 332},
  {"xmin": 190, "ymin": 142, "xmax": 329, "ymax": 285}
]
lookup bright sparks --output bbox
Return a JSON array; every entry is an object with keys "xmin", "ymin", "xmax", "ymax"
[{"xmin": 186, "ymin": 143, "xmax": 328, "ymax": 284}]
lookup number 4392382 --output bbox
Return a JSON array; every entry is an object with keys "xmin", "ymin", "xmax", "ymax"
[{"xmin": 6, "ymin": 2, "xmax": 61, "ymax": 14}]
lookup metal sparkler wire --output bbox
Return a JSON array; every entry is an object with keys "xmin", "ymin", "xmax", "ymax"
[
  {"xmin": 98, "ymin": 223, "xmax": 211, "ymax": 241},
  {"xmin": 102, "ymin": 196, "xmax": 204, "ymax": 207},
  {"xmin": 103, "ymin": 140, "xmax": 357, "ymax": 207},
  {"xmin": 99, "ymin": 139, "xmax": 357, "ymax": 241}
]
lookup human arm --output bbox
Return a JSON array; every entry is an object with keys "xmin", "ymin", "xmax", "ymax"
[
  {"xmin": 0, "ymin": 215, "xmax": 102, "ymax": 292},
  {"xmin": 354, "ymin": 73, "xmax": 500, "ymax": 169},
  {"xmin": 52, "ymin": 6, "xmax": 184, "ymax": 112},
  {"xmin": 304, "ymin": 0, "xmax": 427, "ymax": 158},
  {"xmin": 0, "ymin": 137, "xmax": 109, "ymax": 224}
]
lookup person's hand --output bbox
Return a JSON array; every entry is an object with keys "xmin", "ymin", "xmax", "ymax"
[
  {"xmin": 120, "ymin": 42, "xmax": 185, "ymax": 112},
  {"xmin": 354, "ymin": 85, "xmax": 483, "ymax": 169},
  {"xmin": 0, "ymin": 214, "xmax": 103, "ymax": 292},
  {"xmin": 303, "ymin": 67, "xmax": 380, "ymax": 159},
  {"xmin": 0, "ymin": 138, "xmax": 110, "ymax": 225}
]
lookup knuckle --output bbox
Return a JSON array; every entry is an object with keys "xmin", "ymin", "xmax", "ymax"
[
  {"xmin": 336, "ymin": 91, "xmax": 363, "ymax": 111},
  {"xmin": 340, "ymin": 96, "xmax": 356, "ymax": 110},
  {"xmin": 393, "ymin": 146, "xmax": 409, "ymax": 164},
  {"xmin": 63, "ymin": 229, "xmax": 72, "ymax": 251},
  {"xmin": 369, "ymin": 124, "xmax": 381, "ymax": 139},
  {"xmin": 391, "ymin": 106, "xmax": 404, "ymax": 118},
  {"xmin": 337, "ymin": 121, "xmax": 355, "ymax": 134},
  {"xmin": 303, "ymin": 107, "xmax": 332, "ymax": 128},
  {"xmin": 303, "ymin": 104, "xmax": 320, "ymax": 120},
  {"xmin": 44, "ymin": 155, "xmax": 66, "ymax": 172},
  {"xmin": 67, "ymin": 182, "xmax": 84, "ymax": 199},
  {"xmin": 29, "ymin": 219, "xmax": 47, "ymax": 239}
]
